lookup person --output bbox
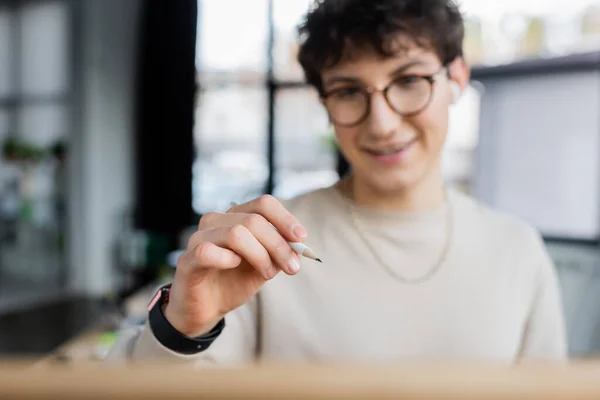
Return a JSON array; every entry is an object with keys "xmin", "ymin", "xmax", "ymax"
[{"xmin": 107, "ymin": 0, "xmax": 567, "ymax": 364}]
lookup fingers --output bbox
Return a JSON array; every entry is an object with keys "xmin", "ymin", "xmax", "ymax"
[
  {"xmin": 181, "ymin": 229, "xmax": 274, "ymax": 281},
  {"xmin": 238, "ymin": 213, "xmax": 301, "ymax": 275},
  {"xmin": 177, "ymin": 241, "xmax": 242, "ymax": 272},
  {"xmin": 186, "ymin": 195, "xmax": 306, "ymax": 279},
  {"xmin": 202, "ymin": 225, "xmax": 278, "ymax": 280},
  {"xmin": 227, "ymin": 195, "xmax": 307, "ymax": 242},
  {"xmin": 194, "ymin": 213, "xmax": 301, "ymax": 276}
]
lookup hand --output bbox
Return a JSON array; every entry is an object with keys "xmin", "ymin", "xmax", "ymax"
[{"xmin": 163, "ymin": 195, "xmax": 307, "ymax": 337}]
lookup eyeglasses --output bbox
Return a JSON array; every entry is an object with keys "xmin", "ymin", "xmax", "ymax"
[{"xmin": 321, "ymin": 68, "xmax": 447, "ymax": 127}]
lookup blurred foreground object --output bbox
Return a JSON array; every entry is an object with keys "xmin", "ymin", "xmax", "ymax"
[{"xmin": 0, "ymin": 362, "xmax": 599, "ymax": 399}]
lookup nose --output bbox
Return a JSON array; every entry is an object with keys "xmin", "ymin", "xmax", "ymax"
[{"xmin": 366, "ymin": 91, "xmax": 399, "ymax": 139}]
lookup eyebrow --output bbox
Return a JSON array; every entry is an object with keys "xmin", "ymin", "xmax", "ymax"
[{"xmin": 323, "ymin": 59, "xmax": 430, "ymax": 87}]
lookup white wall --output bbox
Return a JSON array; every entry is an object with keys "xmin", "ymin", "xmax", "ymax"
[
  {"xmin": 474, "ymin": 70, "xmax": 600, "ymax": 240},
  {"xmin": 68, "ymin": 0, "xmax": 141, "ymax": 295}
]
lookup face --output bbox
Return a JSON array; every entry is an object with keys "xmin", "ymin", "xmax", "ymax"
[{"xmin": 321, "ymin": 42, "xmax": 469, "ymax": 196}]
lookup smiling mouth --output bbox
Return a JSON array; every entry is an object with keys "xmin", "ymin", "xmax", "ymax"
[{"xmin": 363, "ymin": 139, "xmax": 416, "ymax": 156}]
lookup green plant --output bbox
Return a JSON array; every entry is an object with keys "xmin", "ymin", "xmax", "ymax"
[
  {"xmin": 1, "ymin": 137, "xmax": 47, "ymax": 163},
  {"xmin": 2, "ymin": 137, "xmax": 19, "ymax": 160}
]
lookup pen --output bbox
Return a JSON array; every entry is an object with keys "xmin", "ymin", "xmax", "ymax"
[{"xmin": 230, "ymin": 202, "xmax": 322, "ymax": 263}]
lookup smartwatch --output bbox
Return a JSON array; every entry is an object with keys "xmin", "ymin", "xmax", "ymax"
[{"xmin": 147, "ymin": 284, "xmax": 225, "ymax": 354}]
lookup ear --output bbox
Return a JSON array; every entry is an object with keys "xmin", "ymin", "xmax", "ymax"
[{"xmin": 447, "ymin": 56, "xmax": 470, "ymax": 104}]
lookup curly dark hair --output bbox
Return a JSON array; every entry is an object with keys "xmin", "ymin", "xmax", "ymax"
[{"xmin": 297, "ymin": 0, "xmax": 465, "ymax": 94}]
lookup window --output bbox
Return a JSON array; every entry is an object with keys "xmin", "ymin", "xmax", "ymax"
[
  {"xmin": 272, "ymin": 0, "xmax": 312, "ymax": 82},
  {"xmin": 0, "ymin": 8, "xmax": 13, "ymax": 98},
  {"xmin": 270, "ymin": 0, "xmax": 339, "ymax": 198},
  {"xmin": 194, "ymin": 0, "xmax": 338, "ymax": 214},
  {"xmin": 273, "ymin": 88, "xmax": 337, "ymax": 199},
  {"xmin": 442, "ymin": 83, "xmax": 483, "ymax": 193},
  {"xmin": 19, "ymin": 2, "xmax": 69, "ymax": 96},
  {"xmin": 460, "ymin": 0, "xmax": 600, "ymax": 66},
  {"xmin": 193, "ymin": 0, "xmax": 597, "ymax": 211},
  {"xmin": 197, "ymin": 0, "xmax": 268, "ymax": 84},
  {"xmin": 17, "ymin": 103, "xmax": 67, "ymax": 147},
  {"xmin": 0, "ymin": 5, "xmax": 10, "ymax": 142},
  {"xmin": 0, "ymin": 1, "xmax": 70, "ymax": 144},
  {"xmin": 0, "ymin": 1, "xmax": 71, "ymax": 291},
  {"xmin": 193, "ymin": 86, "xmax": 268, "ymax": 213},
  {"xmin": 193, "ymin": 0, "xmax": 270, "ymax": 214}
]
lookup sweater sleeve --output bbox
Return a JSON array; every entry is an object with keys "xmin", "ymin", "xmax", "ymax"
[
  {"xmin": 104, "ymin": 297, "xmax": 259, "ymax": 366},
  {"xmin": 518, "ymin": 235, "xmax": 568, "ymax": 360}
]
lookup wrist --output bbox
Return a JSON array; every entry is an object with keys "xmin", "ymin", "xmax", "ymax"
[
  {"xmin": 147, "ymin": 284, "xmax": 225, "ymax": 354},
  {"xmin": 163, "ymin": 303, "xmax": 221, "ymax": 338}
]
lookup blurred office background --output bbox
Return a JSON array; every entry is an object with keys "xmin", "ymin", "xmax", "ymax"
[{"xmin": 0, "ymin": 0, "xmax": 599, "ymax": 359}]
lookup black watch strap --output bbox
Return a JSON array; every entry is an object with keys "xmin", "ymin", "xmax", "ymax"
[{"xmin": 148, "ymin": 284, "xmax": 225, "ymax": 355}]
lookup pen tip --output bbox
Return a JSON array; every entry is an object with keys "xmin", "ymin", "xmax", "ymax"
[{"xmin": 316, "ymin": 258, "xmax": 322, "ymax": 263}]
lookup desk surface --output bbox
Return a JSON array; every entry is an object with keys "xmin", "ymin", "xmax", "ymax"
[
  {"xmin": 26, "ymin": 287, "xmax": 600, "ymax": 399},
  {"xmin": 2, "ymin": 361, "xmax": 600, "ymax": 399}
]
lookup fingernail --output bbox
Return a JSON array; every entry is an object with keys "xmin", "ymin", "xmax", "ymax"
[
  {"xmin": 288, "ymin": 258, "xmax": 300, "ymax": 273},
  {"xmin": 265, "ymin": 265, "xmax": 277, "ymax": 280},
  {"xmin": 292, "ymin": 224, "xmax": 307, "ymax": 239}
]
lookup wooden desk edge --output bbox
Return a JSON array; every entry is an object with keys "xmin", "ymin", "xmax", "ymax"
[{"xmin": 0, "ymin": 361, "xmax": 599, "ymax": 399}]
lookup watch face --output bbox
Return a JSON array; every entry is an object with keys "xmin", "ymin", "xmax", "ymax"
[
  {"xmin": 147, "ymin": 290, "xmax": 162, "ymax": 312},
  {"xmin": 147, "ymin": 286, "xmax": 170, "ymax": 312},
  {"xmin": 147, "ymin": 285, "xmax": 172, "ymax": 311}
]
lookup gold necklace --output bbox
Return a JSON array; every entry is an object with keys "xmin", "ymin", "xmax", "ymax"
[{"xmin": 339, "ymin": 179, "xmax": 453, "ymax": 284}]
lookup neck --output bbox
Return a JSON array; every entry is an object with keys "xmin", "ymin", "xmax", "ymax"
[{"xmin": 345, "ymin": 168, "xmax": 446, "ymax": 213}]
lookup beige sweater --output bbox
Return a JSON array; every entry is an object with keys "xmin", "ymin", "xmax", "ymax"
[{"xmin": 107, "ymin": 186, "xmax": 567, "ymax": 364}]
